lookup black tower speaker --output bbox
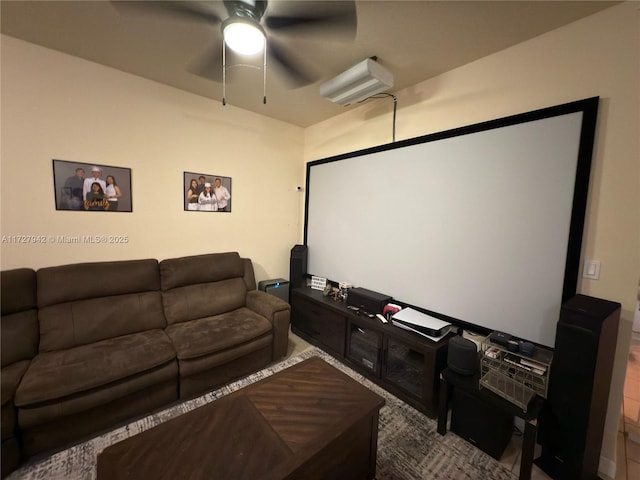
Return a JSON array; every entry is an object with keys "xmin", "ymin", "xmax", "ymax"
[
  {"xmin": 536, "ymin": 294, "xmax": 621, "ymax": 480},
  {"xmin": 289, "ymin": 245, "xmax": 308, "ymax": 298}
]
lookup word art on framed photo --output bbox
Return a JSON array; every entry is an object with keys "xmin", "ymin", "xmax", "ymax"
[
  {"xmin": 184, "ymin": 172, "xmax": 232, "ymax": 213},
  {"xmin": 52, "ymin": 159, "xmax": 132, "ymax": 212}
]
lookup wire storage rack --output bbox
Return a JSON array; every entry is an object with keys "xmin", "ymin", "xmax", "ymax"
[{"xmin": 480, "ymin": 335, "xmax": 553, "ymax": 412}]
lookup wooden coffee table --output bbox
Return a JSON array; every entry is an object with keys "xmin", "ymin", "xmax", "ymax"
[{"xmin": 97, "ymin": 357, "xmax": 385, "ymax": 480}]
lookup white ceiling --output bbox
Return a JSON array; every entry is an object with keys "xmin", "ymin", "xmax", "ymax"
[{"xmin": 1, "ymin": 1, "xmax": 619, "ymax": 127}]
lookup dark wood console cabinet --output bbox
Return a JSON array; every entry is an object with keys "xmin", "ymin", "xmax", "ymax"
[{"xmin": 291, "ymin": 287, "xmax": 452, "ymax": 417}]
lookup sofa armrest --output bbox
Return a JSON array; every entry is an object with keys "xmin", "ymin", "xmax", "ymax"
[{"xmin": 246, "ymin": 290, "xmax": 290, "ymax": 360}]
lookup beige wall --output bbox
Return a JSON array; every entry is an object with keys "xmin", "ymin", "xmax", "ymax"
[
  {"xmin": 1, "ymin": 35, "xmax": 305, "ymax": 281},
  {"xmin": 304, "ymin": 2, "xmax": 639, "ymax": 476}
]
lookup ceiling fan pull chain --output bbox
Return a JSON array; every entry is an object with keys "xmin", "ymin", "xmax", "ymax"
[
  {"xmin": 263, "ymin": 39, "xmax": 267, "ymax": 104},
  {"xmin": 222, "ymin": 40, "xmax": 227, "ymax": 106}
]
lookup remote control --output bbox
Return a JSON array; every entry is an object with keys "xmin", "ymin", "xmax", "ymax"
[{"xmin": 376, "ymin": 313, "xmax": 388, "ymax": 324}]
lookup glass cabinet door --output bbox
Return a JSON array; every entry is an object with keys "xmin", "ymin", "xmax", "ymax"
[
  {"xmin": 383, "ymin": 337, "xmax": 426, "ymax": 400},
  {"xmin": 347, "ymin": 321, "xmax": 382, "ymax": 375}
]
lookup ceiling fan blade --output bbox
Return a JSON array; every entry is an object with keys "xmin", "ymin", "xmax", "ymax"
[
  {"xmin": 110, "ymin": 1, "xmax": 222, "ymax": 25},
  {"xmin": 265, "ymin": 1, "xmax": 357, "ymax": 38},
  {"xmin": 268, "ymin": 39, "xmax": 319, "ymax": 88},
  {"xmin": 189, "ymin": 47, "xmax": 258, "ymax": 85},
  {"xmin": 187, "ymin": 46, "xmax": 224, "ymax": 82}
]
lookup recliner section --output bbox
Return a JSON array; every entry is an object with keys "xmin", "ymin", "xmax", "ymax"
[
  {"xmin": 15, "ymin": 259, "xmax": 178, "ymax": 461},
  {"xmin": 159, "ymin": 252, "xmax": 289, "ymax": 399}
]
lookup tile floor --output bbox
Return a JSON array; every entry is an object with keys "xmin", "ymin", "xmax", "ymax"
[
  {"xmin": 617, "ymin": 330, "xmax": 640, "ymax": 480},
  {"xmin": 284, "ymin": 329, "xmax": 640, "ymax": 480}
]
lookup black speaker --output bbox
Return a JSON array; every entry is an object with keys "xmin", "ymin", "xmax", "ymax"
[
  {"xmin": 536, "ymin": 294, "xmax": 620, "ymax": 480},
  {"xmin": 447, "ymin": 336, "xmax": 479, "ymax": 375},
  {"xmin": 289, "ymin": 244, "xmax": 308, "ymax": 296},
  {"xmin": 450, "ymin": 387, "xmax": 514, "ymax": 459}
]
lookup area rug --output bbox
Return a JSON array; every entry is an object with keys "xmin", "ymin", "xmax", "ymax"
[{"xmin": 7, "ymin": 347, "xmax": 517, "ymax": 480}]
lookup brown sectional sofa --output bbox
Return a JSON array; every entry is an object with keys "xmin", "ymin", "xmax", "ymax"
[{"xmin": 0, "ymin": 252, "xmax": 290, "ymax": 477}]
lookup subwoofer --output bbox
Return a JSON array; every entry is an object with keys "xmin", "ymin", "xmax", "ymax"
[
  {"xmin": 536, "ymin": 294, "xmax": 620, "ymax": 480},
  {"xmin": 450, "ymin": 387, "xmax": 514, "ymax": 460},
  {"xmin": 289, "ymin": 245, "xmax": 308, "ymax": 299}
]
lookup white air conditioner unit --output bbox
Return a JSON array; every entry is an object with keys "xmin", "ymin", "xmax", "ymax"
[{"xmin": 320, "ymin": 58, "xmax": 394, "ymax": 106}]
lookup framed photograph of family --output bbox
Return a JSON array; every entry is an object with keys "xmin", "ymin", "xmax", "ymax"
[
  {"xmin": 183, "ymin": 172, "xmax": 232, "ymax": 213},
  {"xmin": 52, "ymin": 159, "xmax": 133, "ymax": 212}
]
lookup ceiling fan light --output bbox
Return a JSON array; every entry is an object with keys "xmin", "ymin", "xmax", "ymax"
[{"xmin": 223, "ymin": 21, "xmax": 265, "ymax": 55}]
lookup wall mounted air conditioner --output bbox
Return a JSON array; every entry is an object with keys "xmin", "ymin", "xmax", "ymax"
[{"xmin": 320, "ymin": 57, "xmax": 394, "ymax": 106}]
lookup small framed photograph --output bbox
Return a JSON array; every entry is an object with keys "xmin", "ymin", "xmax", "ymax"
[
  {"xmin": 183, "ymin": 171, "xmax": 232, "ymax": 213},
  {"xmin": 52, "ymin": 159, "xmax": 132, "ymax": 212}
]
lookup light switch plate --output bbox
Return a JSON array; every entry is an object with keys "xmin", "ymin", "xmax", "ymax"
[{"xmin": 583, "ymin": 259, "xmax": 601, "ymax": 280}]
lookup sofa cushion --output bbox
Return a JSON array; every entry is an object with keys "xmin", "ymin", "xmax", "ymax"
[
  {"xmin": 15, "ymin": 329, "xmax": 175, "ymax": 407},
  {"xmin": 37, "ymin": 259, "xmax": 160, "ymax": 307},
  {"xmin": 1, "ymin": 269, "xmax": 36, "ymax": 315},
  {"xmin": 17, "ymin": 361, "xmax": 177, "ymax": 430},
  {"xmin": 38, "ymin": 291, "xmax": 166, "ymax": 352},
  {"xmin": 177, "ymin": 336, "xmax": 273, "ymax": 381},
  {"xmin": 1, "ymin": 310, "xmax": 39, "ymax": 367},
  {"xmin": 36, "ymin": 259, "xmax": 167, "ymax": 351},
  {"xmin": 241, "ymin": 258, "xmax": 257, "ymax": 291},
  {"xmin": 162, "ymin": 278, "xmax": 247, "ymax": 325},
  {"xmin": 160, "ymin": 252, "xmax": 244, "ymax": 291},
  {"xmin": 165, "ymin": 307, "xmax": 272, "ymax": 360},
  {"xmin": 2, "ymin": 360, "xmax": 30, "ymax": 441},
  {"xmin": 1, "ymin": 361, "xmax": 30, "ymax": 409},
  {"xmin": 1, "ymin": 269, "xmax": 39, "ymax": 367}
]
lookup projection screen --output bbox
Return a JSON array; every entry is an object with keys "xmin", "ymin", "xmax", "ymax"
[{"xmin": 304, "ymin": 98, "xmax": 598, "ymax": 347}]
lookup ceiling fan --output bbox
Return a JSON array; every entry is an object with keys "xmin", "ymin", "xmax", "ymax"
[{"xmin": 111, "ymin": 0, "xmax": 357, "ymax": 104}]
